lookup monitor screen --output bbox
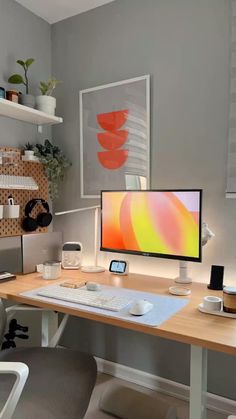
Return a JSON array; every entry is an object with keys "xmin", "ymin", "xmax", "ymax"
[{"xmin": 101, "ymin": 190, "xmax": 202, "ymax": 262}]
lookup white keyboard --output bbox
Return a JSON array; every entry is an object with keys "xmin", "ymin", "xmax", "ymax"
[
  {"xmin": 37, "ymin": 285, "xmax": 132, "ymax": 312},
  {"xmin": 0, "ymin": 175, "xmax": 38, "ymax": 190}
]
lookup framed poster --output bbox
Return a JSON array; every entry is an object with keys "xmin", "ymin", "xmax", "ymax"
[{"xmin": 80, "ymin": 75, "xmax": 150, "ymax": 198}]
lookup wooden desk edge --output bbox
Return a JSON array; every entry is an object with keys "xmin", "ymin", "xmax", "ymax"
[{"xmin": 3, "ymin": 287, "xmax": 236, "ymax": 357}]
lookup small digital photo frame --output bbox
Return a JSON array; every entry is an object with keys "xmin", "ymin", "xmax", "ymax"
[{"xmin": 109, "ymin": 260, "xmax": 129, "ymax": 275}]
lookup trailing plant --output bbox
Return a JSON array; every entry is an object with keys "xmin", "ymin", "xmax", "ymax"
[
  {"xmin": 8, "ymin": 58, "xmax": 35, "ymax": 94},
  {"xmin": 34, "ymin": 139, "xmax": 71, "ymax": 199},
  {"xmin": 39, "ymin": 78, "xmax": 62, "ymax": 96}
]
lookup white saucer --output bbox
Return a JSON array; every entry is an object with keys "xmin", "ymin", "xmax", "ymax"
[{"xmin": 169, "ymin": 286, "xmax": 191, "ymax": 296}]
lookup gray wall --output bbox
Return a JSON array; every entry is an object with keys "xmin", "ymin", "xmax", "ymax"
[
  {"xmin": 0, "ymin": 0, "xmax": 51, "ymax": 146},
  {"xmin": 0, "ymin": 0, "xmax": 52, "ymax": 347},
  {"xmin": 56, "ymin": 0, "xmax": 234, "ymax": 399}
]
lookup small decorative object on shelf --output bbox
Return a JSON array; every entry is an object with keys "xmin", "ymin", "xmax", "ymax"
[
  {"xmin": 6, "ymin": 90, "xmax": 19, "ymax": 103},
  {"xmin": 24, "ymin": 142, "xmax": 34, "ymax": 154},
  {"xmin": 8, "ymin": 58, "xmax": 35, "ymax": 108},
  {"xmin": 0, "ymin": 151, "xmax": 19, "ymax": 166},
  {"xmin": 36, "ymin": 77, "xmax": 62, "ymax": 115},
  {"xmin": 34, "ymin": 139, "xmax": 71, "ymax": 199},
  {"xmin": 0, "ymin": 87, "xmax": 5, "ymax": 99},
  {"xmin": 22, "ymin": 142, "xmax": 40, "ymax": 162}
]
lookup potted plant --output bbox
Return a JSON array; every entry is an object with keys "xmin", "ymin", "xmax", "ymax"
[
  {"xmin": 36, "ymin": 78, "xmax": 61, "ymax": 115},
  {"xmin": 34, "ymin": 139, "xmax": 71, "ymax": 199},
  {"xmin": 24, "ymin": 142, "xmax": 35, "ymax": 158},
  {"xmin": 8, "ymin": 58, "xmax": 35, "ymax": 108}
]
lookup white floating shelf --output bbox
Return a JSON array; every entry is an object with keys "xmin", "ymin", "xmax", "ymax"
[{"xmin": 0, "ymin": 98, "xmax": 63, "ymax": 126}]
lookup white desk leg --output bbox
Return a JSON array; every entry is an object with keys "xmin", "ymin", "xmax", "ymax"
[
  {"xmin": 41, "ymin": 311, "xmax": 58, "ymax": 347},
  {"xmin": 190, "ymin": 345, "xmax": 207, "ymax": 419}
]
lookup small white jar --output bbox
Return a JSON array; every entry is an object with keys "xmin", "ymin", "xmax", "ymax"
[{"xmin": 42, "ymin": 261, "xmax": 61, "ymax": 280}]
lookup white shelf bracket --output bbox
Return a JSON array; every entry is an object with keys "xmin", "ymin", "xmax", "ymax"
[{"xmin": 37, "ymin": 125, "xmax": 43, "ymax": 134}]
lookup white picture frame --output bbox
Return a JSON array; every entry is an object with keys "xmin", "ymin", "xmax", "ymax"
[{"xmin": 80, "ymin": 75, "xmax": 150, "ymax": 198}]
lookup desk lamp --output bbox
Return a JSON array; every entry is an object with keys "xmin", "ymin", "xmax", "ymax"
[
  {"xmin": 55, "ymin": 205, "xmax": 105, "ymax": 273},
  {"xmin": 175, "ymin": 222, "xmax": 215, "ymax": 284}
]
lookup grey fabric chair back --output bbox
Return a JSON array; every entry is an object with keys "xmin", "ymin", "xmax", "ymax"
[{"xmin": 0, "ymin": 299, "xmax": 6, "ymax": 345}]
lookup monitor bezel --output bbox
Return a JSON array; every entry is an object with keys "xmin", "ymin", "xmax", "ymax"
[{"xmin": 100, "ymin": 189, "xmax": 202, "ymax": 263}]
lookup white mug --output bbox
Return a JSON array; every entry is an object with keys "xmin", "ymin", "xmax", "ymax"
[
  {"xmin": 203, "ymin": 296, "xmax": 222, "ymax": 311},
  {"xmin": 37, "ymin": 261, "xmax": 61, "ymax": 280}
]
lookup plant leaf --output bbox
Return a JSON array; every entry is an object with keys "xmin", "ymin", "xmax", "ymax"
[
  {"xmin": 16, "ymin": 60, "xmax": 25, "ymax": 68},
  {"xmin": 8, "ymin": 74, "xmax": 25, "ymax": 84},
  {"xmin": 25, "ymin": 58, "xmax": 35, "ymax": 68}
]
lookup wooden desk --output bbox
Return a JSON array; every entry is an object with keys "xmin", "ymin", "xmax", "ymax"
[{"xmin": 0, "ymin": 270, "xmax": 235, "ymax": 419}]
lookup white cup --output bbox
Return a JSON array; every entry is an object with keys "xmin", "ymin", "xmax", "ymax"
[
  {"xmin": 0, "ymin": 205, "xmax": 3, "ymax": 219},
  {"xmin": 203, "ymin": 296, "xmax": 222, "ymax": 311},
  {"xmin": 3, "ymin": 205, "xmax": 20, "ymax": 219},
  {"xmin": 37, "ymin": 261, "xmax": 61, "ymax": 280}
]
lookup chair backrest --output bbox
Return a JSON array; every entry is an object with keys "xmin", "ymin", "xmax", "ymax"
[{"xmin": 0, "ymin": 299, "xmax": 7, "ymax": 345}]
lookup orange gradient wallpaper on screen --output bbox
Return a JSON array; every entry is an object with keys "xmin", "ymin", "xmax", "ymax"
[{"xmin": 101, "ymin": 191, "xmax": 201, "ymax": 260}]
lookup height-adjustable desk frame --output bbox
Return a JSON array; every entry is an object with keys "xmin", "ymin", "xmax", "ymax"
[{"xmin": 0, "ymin": 270, "xmax": 235, "ymax": 419}]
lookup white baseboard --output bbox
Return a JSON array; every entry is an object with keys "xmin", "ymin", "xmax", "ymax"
[{"xmin": 95, "ymin": 356, "xmax": 236, "ymax": 416}]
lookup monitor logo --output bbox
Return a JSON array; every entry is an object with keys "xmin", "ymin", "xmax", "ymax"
[{"xmin": 97, "ymin": 109, "xmax": 129, "ymax": 169}]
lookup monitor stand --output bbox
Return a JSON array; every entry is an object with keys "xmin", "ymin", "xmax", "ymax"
[{"xmin": 174, "ymin": 261, "xmax": 192, "ymax": 284}]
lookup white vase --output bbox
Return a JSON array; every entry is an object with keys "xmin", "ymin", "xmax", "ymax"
[
  {"xmin": 35, "ymin": 95, "xmax": 56, "ymax": 115},
  {"xmin": 24, "ymin": 150, "xmax": 34, "ymax": 157}
]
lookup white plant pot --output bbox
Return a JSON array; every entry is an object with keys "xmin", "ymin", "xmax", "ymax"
[
  {"xmin": 3, "ymin": 205, "xmax": 20, "ymax": 219},
  {"xmin": 36, "ymin": 95, "xmax": 56, "ymax": 115},
  {"xmin": 0, "ymin": 205, "xmax": 3, "ymax": 219},
  {"xmin": 24, "ymin": 150, "xmax": 34, "ymax": 157}
]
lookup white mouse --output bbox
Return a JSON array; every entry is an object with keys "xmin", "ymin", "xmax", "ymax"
[
  {"xmin": 129, "ymin": 299, "xmax": 153, "ymax": 316},
  {"xmin": 86, "ymin": 282, "xmax": 101, "ymax": 291}
]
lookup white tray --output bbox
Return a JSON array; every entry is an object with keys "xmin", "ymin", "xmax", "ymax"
[{"xmin": 198, "ymin": 303, "xmax": 236, "ymax": 318}]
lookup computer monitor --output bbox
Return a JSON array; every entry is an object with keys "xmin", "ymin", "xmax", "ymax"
[{"xmin": 101, "ymin": 190, "xmax": 202, "ymax": 262}]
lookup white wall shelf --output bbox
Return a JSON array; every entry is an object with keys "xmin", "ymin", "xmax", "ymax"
[{"xmin": 0, "ymin": 98, "xmax": 63, "ymax": 127}]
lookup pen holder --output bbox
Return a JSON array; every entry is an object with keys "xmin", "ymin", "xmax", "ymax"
[
  {"xmin": 3, "ymin": 205, "xmax": 20, "ymax": 219},
  {"xmin": 0, "ymin": 205, "xmax": 3, "ymax": 219}
]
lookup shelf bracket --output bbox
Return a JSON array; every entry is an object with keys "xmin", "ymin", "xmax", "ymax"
[{"xmin": 37, "ymin": 125, "xmax": 43, "ymax": 134}]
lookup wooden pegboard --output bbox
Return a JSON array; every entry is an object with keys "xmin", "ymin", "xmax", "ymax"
[{"xmin": 0, "ymin": 147, "xmax": 49, "ymax": 237}]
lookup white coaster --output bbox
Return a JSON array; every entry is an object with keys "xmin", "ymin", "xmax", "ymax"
[{"xmin": 169, "ymin": 286, "xmax": 191, "ymax": 296}]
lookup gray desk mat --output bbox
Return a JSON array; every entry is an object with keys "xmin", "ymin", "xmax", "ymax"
[{"xmin": 21, "ymin": 284, "xmax": 189, "ymax": 327}]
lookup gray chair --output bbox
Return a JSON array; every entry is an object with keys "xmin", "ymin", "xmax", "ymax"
[{"xmin": 0, "ymin": 300, "xmax": 97, "ymax": 419}]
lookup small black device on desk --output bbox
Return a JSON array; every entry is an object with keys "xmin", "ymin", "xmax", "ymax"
[
  {"xmin": 0, "ymin": 272, "xmax": 16, "ymax": 283},
  {"xmin": 208, "ymin": 265, "xmax": 224, "ymax": 290}
]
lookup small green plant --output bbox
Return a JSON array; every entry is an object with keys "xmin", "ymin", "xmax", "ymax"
[
  {"xmin": 39, "ymin": 78, "xmax": 62, "ymax": 96},
  {"xmin": 34, "ymin": 139, "xmax": 71, "ymax": 199},
  {"xmin": 24, "ymin": 142, "xmax": 34, "ymax": 151},
  {"xmin": 8, "ymin": 58, "xmax": 35, "ymax": 94}
]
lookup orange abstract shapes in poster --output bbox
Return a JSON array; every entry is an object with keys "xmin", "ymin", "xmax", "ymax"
[
  {"xmin": 97, "ymin": 109, "xmax": 129, "ymax": 131},
  {"xmin": 98, "ymin": 150, "xmax": 128, "ymax": 169},
  {"xmin": 97, "ymin": 109, "xmax": 129, "ymax": 170},
  {"xmin": 97, "ymin": 130, "xmax": 128, "ymax": 150}
]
